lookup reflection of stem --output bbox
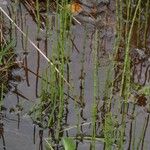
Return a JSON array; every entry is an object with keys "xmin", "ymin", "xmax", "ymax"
[
  {"xmin": 1, "ymin": 134, "xmax": 6, "ymax": 150},
  {"xmin": 0, "ymin": 7, "xmax": 71, "ymax": 87},
  {"xmin": 35, "ymin": 43, "xmax": 40, "ymax": 97},
  {"xmin": 141, "ymin": 114, "xmax": 149, "ymax": 149},
  {"xmin": 24, "ymin": 55, "xmax": 30, "ymax": 86},
  {"xmin": 22, "ymin": 65, "xmax": 82, "ymax": 104},
  {"xmin": 127, "ymin": 104, "xmax": 136, "ymax": 150},
  {"xmin": 136, "ymin": 115, "xmax": 148, "ymax": 149}
]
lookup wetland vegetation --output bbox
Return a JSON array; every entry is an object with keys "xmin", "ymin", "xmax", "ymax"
[{"xmin": 0, "ymin": 0, "xmax": 150, "ymax": 149}]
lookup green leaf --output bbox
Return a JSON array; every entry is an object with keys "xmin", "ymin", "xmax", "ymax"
[
  {"xmin": 0, "ymin": 40, "xmax": 15, "ymax": 64},
  {"xmin": 62, "ymin": 137, "xmax": 76, "ymax": 150}
]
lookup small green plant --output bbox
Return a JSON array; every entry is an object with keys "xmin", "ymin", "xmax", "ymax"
[
  {"xmin": 0, "ymin": 40, "xmax": 15, "ymax": 65},
  {"xmin": 0, "ymin": 37, "xmax": 16, "ymax": 93},
  {"xmin": 139, "ymin": 86, "xmax": 150, "ymax": 96},
  {"xmin": 62, "ymin": 137, "xmax": 76, "ymax": 150},
  {"xmin": 45, "ymin": 137, "xmax": 76, "ymax": 150},
  {"xmin": 104, "ymin": 112, "xmax": 115, "ymax": 150}
]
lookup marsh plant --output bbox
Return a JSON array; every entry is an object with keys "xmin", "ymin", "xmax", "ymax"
[
  {"xmin": 0, "ymin": 12, "xmax": 17, "ymax": 95},
  {"xmin": 0, "ymin": 0, "xmax": 150, "ymax": 149},
  {"xmin": 29, "ymin": 0, "xmax": 73, "ymax": 146},
  {"xmin": 29, "ymin": 0, "xmax": 150, "ymax": 149}
]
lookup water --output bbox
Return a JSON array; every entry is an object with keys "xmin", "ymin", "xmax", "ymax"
[{"xmin": 0, "ymin": 0, "xmax": 150, "ymax": 150}]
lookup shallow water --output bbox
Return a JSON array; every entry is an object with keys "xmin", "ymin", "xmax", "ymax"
[{"xmin": 0, "ymin": 0, "xmax": 150, "ymax": 150}]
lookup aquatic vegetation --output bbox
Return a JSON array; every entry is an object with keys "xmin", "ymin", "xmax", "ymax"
[
  {"xmin": 0, "ymin": 0, "xmax": 150, "ymax": 149},
  {"xmin": 0, "ymin": 10, "xmax": 19, "ymax": 150},
  {"xmin": 0, "ymin": 14, "xmax": 17, "ymax": 94},
  {"xmin": 104, "ymin": 112, "xmax": 116, "ymax": 150},
  {"xmin": 62, "ymin": 137, "xmax": 76, "ymax": 150}
]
